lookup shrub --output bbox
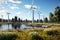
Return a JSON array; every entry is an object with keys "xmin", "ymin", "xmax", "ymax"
[
  {"xmin": 44, "ymin": 29, "xmax": 58, "ymax": 35},
  {"xmin": 0, "ymin": 33, "xmax": 17, "ymax": 40},
  {"xmin": 29, "ymin": 32, "xmax": 43, "ymax": 40}
]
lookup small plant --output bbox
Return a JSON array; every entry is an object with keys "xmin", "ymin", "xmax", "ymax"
[
  {"xmin": 44, "ymin": 29, "xmax": 58, "ymax": 35},
  {"xmin": 0, "ymin": 33, "xmax": 17, "ymax": 40},
  {"xmin": 29, "ymin": 32, "xmax": 43, "ymax": 40}
]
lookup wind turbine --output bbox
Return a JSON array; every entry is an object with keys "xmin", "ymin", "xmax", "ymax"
[
  {"xmin": 1, "ymin": 15, "xmax": 3, "ymax": 22},
  {"xmin": 38, "ymin": 11, "xmax": 41, "ymax": 23},
  {"xmin": 7, "ymin": 12, "xmax": 10, "ymax": 23},
  {"xmin": 7, "ymin": 12, "xmax": 10, "ymax": 29},
  {"xmin": 31, "ymin": 0, "xmax": 36, "ymax": 23}
]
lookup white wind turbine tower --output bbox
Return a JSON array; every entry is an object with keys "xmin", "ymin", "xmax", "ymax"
[
  {"xmin": 7, "ymin": 12, "xmax": 10, "ymax": 29},
  {"xmin": 38, "ymin": 11, "xmax": 41, "ymax": 23},
  {"xmin": 31, "ymin": 0, "xmax": 36, "ymax": 23}
]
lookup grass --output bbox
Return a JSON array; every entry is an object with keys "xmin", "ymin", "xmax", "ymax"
[
  {"xmin": 27, "ymin": 23, "xmax": 60, "ymax": 28},
  {"xmin": 0, "ymin": 27, "xmax": 60, "ymax": 40},
  {"xmin": 0, "ymin": 22, "xmax": 60, "ymax": 40},
  {"xmin": 0, "ymin": 32, "xmax": 17, "ymax": 40}
]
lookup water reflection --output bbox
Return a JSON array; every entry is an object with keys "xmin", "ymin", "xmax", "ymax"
[
  {"xmin": 1, "ymin": 24, "xmax": 12, "ymax": 30},
  {"xmin": 20, "ymin": 24, "xmax": 32, "ymax": 29},
  {"xmin": 0, "ymin": 24, "xmax": 2, "ymax": 29},
  {"xmin": 0, "ymin": 24, "xmax": 32, "ymax": 30},
  {"xmin": 12, "ymin": 23, "xmax": 21, "ymax": 29}
]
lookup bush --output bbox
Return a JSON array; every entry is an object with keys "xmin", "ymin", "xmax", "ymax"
[
  {"xmin": 29, "ymin": 32, "xmax": 43, "ymax": 40},
  {"xmin": 0, "ymin": 33, "xmax": 17, "ymax": 40},
  {"xmin": 44, "ymin": 29, "xmax": 58, "ymax": 35}
]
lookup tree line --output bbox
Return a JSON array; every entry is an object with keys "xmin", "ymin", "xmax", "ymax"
[{"xmin": 49, "ymin": 6, "xmax": 60, "ymax": 22}]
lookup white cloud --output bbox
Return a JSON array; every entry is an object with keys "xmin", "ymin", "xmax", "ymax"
[
  {"xmin": 10, "ymin": 5, "xmax": 19, "ymax": 10},
  {"xmin": 10, "ymin": 6, "xmax": 17, "ymax": 9},
  {"xmin": 0, "ymin": 0, "xmax": 22, "ymax": 5},
  {"xmin": 0, "ymin": 0, "xmax": 8, "ymax": 4},
  {"xmin": 0, "ymin": 0, "xmax": 22, "ymax": 4},
  {"xmin": 0, "ymin": 0, "xmax": 5, "ymax": 4},
  {"xmin": 8, "ymin": 0, "xmax": 22, "ymax": 10},
  {"xmin": 0, "ymin": 4, "xmax": 2, "ymax": 6},
  {"xmin": 0, "ymin": 0, "xmax": 22, "ymax": 9},
  {"xmin": 0, "ymin": 0, "xmax": 8, "ymax": 8},
  {"xmin": 0, "ymin": 0, "xmax": 4, "ymax": 6},
  {"xmin": 9, "ymin": 0, "xmax": 22, "ymax": 4},
  {"xmin": 16, "ymin": 12, "xmax": 23, "ymax": 14},
  {"xmin": 24, "ymin": 5, "xmax": 31, "ymax": 9},
  {"xmin": 5, "ymin": 0, "xmax": 8, "ymax": 4},
  {"xmin": 14, "ymin": 1, "xmax": 22, "ymax": 4},
  {"xmin": 24, "ymin": 4, "xmax": 37, "ymax": 9},
  {"xmin": 0, "ymin": 10, "xmax": 7, "ymax": 14},
  {"xmin": 9, "ymin": 0, "xmax": 14, "ymax": 2},
  {"xmin": 0, "ymin": 5, "xmax": 4, "ymax": 8}
]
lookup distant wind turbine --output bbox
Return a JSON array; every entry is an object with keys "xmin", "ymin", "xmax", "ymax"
[
  {"xmin": 38, "ymin": 11, "xmax": 41, "ymax": 23},
  {"xmin": 31, "ymin": 0, "xmax": 36, "ymax": 23},
  {"xmin": 37, "ymin": 6, "xmax": 42, "ymax": 23},
  {"xmin": 1, "ymin": 15, "xmax": 3, "ymax": 22},
  {"xmin": 7, "ymin": 12, "xmax": 10, "ymax": 29},
  {"xmin": 7, "ymin": 12, "xmax": 10, "ymax": 23}
]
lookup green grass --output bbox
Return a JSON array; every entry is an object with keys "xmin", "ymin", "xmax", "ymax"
[
  {"xmin": 0, "ymin": 32, "xmax": 17, "ymax": 40},
  {"xmin": 0, "ymin": 28, "xmax": 60, "ymax": 40},
  {"xmin": 0, "ymin": 22, "xmax": 60, "ymax": 40}
]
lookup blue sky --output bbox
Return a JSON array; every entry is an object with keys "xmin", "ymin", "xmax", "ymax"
[{"xmin": 0, "ymin": 0, "xmax": 60, "ymax": 20}]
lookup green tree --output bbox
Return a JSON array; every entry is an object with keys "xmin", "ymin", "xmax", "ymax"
[
  {"xmin": 49, "ymin": 12, "xmax": 54, "ymax": 22},
  {"xmin": 25, "ymin": 19, "xmax": 28, "ymax": 22},
  {"xmin": 53, "ymin": 16, "xmax": 57, "ymax": 22},
  {"xmin": 12, "ymin": 18, "xmax": 15, "ymax": 22},
  {"xmin": 40, "ymin": 19, "xmax": 43, "ymax": 23},
  {"xmin": 0, "ymin": 18, "xmax": 2, "ymax": 22},
  {"xmin": 15, "ymin": 16, "xmax": 17, "ymax": 22},
  {"xmin": 18, "ymin": 18, "xmax": 20, "ymax": 22},
  {"xmin": 44, "ymin": 17, "xmax": 48, "ymax": 22},
  {"xmin": 37, "ymin": 19, "xmax": 39, "ymax": 22},
  {"xmin": 54, "ymin": 6, "xmax": 60, "ymax": 21}
]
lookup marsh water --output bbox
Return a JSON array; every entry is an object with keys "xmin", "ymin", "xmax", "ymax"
[{"xmin": 0, "ymin": 24, "xmax": 32, "ymax": 30}]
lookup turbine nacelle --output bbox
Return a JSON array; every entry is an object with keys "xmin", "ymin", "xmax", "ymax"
[{"xmin": 31, "ymin": 5, "xmax": 37, "ymax": 10}]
